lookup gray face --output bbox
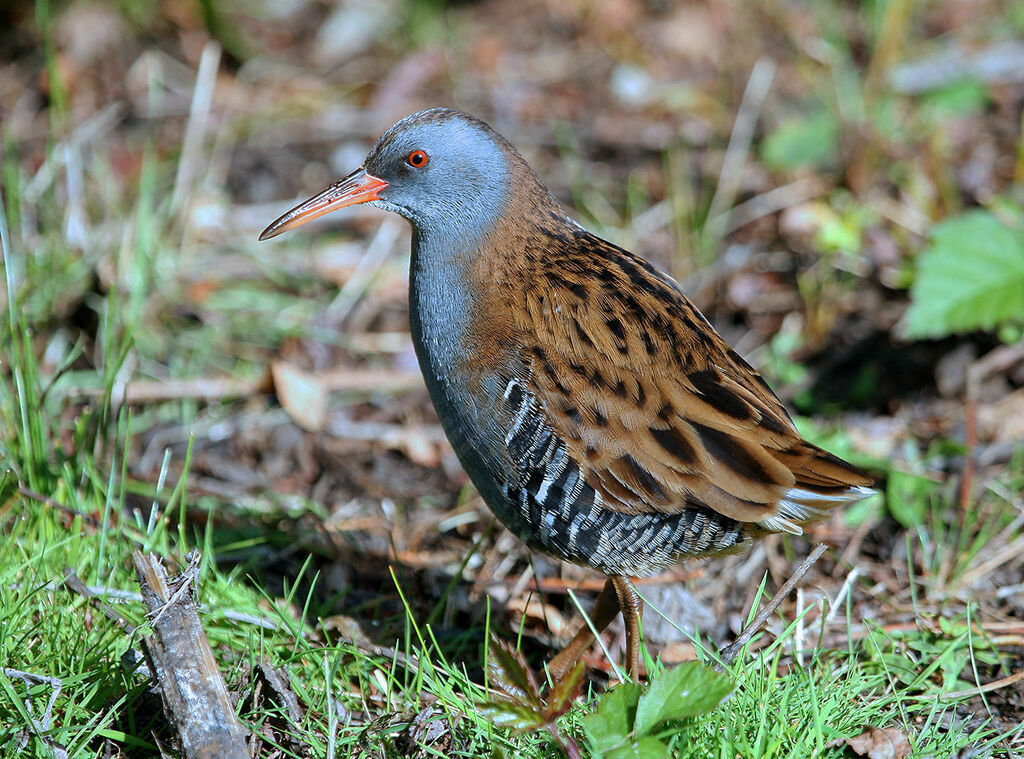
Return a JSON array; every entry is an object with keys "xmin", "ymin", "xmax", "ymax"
[{"xmin": 363, "ymin": 111, "xmax": 510, "ymax": 251}]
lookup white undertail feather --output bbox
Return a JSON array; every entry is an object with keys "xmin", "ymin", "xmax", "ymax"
[{"xmin": 757, "ymin": 484, "xmax": 876, "ymax": 535}]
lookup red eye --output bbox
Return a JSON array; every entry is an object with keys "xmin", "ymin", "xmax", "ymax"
[{"xmin": 406, "ymin": 150, "xmax": 429, "ymax": 168}]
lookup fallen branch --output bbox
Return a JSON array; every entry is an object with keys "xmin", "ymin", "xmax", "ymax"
[
  {"xmin": 62, "ymin": 367, "xmax": 423, "ymax": 406},
  {"xmin": 133, "ymin": 551, "xmax": 250, "ymax": 759}
]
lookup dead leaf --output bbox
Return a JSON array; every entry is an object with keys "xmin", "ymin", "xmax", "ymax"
[
  {"xmin": 321, "ymin": 614, "xmax": 371, "ymax": 647},
  {"xmin": 505, "ymin": 595, "xmax": 571, "ymax": 638},
  {"xmin": 830, "ymin": 725, "xmax": 912, "ymax": 759},
  {"xmin": 659, "ymin": 641, "xmax": 698, "ymax": 664},
  {"xmin": 977, "ymin": 387, "xmax": 1024, "ymax": 444},
  {"xmin": 271, "ymin": 361, "xmax": 327, "ymax": 432}
]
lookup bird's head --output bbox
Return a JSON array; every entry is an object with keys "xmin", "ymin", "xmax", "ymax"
[{"xmin": 260, "ymin": 108, "xmax": 536, "ymax": 249}]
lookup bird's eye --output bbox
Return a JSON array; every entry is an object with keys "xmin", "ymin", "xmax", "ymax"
[{"xmin": 406, "ymin": 150, "xmax": 429, "ymax": 168}]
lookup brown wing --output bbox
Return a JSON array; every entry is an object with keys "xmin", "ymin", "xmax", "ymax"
[{"xmin": 509, "ymin": 230, "xmax": 872, "ymax": 534}]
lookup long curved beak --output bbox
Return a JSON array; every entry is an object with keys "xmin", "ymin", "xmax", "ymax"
[{"xmin": 258, "ymin": 168, "xmax": 389, "ymax": 241}]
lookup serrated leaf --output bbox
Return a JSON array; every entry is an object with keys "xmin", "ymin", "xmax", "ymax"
[
  {"xmin": 582, "ymin": 682, "xmax": 642, "ymax": 753},
  {"xmin": 633, "ymin": 661, "xmax": 734, "ymax": 735},
  {"xmin": 761, "ymin": 111, "xmax": 839, "ymax": 172},
  {"xmin": 478, "ymin": 699, "xmax": 549, "ymax": 731},
  {"xmin": 487, "ymin": 639, "xmax": 542, "ymax": 707},
  {"xmin": 547, "ymin": 658, "xmax": 586, "ymax": 716},
  {"xmin": 606, "ymin": 736, "xmax": 669, "ymax": 759},
  {"xmin": 905, "ymin": 211, "xmax": 1024, "ymax": 338}
]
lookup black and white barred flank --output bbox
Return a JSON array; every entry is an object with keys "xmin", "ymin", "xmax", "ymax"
[{"xmin": 499, "ymin": 377, "xmax": 747, "ymax": 576}]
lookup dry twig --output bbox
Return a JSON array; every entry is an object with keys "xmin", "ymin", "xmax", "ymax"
[
  {"xmin": 2, "ymin": 668, "xmax": 67, "ymax": 759},
  {"xmin": 18, "ymin": 486, "xmax": 101, "ymax": 528},
  {"xmin": 717, "ymin": 543, "xmax": 829, "ymax": 667},
  {"xmin": 941, "ymin": 668, "xmax": 1024, "ymax": 701},
  {"xmin": 705, "ymin": 56, "xmax": 776, "ymax": 241}
]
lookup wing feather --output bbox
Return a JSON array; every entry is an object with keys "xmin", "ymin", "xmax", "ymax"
[{"xmin": 507, "ymin": 229, "xmax": 873, "ymax": 533}]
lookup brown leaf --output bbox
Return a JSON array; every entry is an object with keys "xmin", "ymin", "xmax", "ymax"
[
  {"xmin": 833, "ymin": 725, "xmax": 912, "ymax": 759},
  {"xmin": 271, "ymin": 361, "xmax": 327, "ymax": 432},
  {"xmin": 659, "ymin": 641, "xmax": 698, "ymax": 664},
  {"xmin": 505, "ymin": 595, "xmax": 571, "ymax": 638},
  {"xmin": 977, "ymin": 387, "xmax": 1024, "ymax": 445},
  {"xmin": 321, "ymin": 614, "xmax": 371, "ymax": 647},
  {"xmin": 547, "ymin": 658, "xmax": 586, "ymax": 717}
]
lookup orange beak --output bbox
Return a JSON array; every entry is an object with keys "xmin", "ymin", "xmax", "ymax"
[{"xmin": 258, "ymin": 168, "xmax": 389, "ymax": 241}]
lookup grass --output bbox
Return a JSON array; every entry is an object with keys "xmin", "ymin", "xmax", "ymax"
[{"xmin": 0, "ymin": 431, "xmax": 1020, "ymax": 756}]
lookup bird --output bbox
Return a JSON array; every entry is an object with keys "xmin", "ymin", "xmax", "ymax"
[{"xmin": 259, "ymin": 107, "xmax": 875, "ymax": 680}]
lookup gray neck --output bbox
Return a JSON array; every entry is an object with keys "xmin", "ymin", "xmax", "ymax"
[
  {"xmin": 407, "ymin": 227, "xmax": 476, "ymax": 383},
  {"xmin": 406, "ymin": 225, "xmax": 491, "ymax": 477},
  {"xmin": 400, "ymin": 151, "xmax": 509, "ymax": 386},
  {"xmin": 384, "ymin": 120, "xmax": 513, "ymax": 452}
]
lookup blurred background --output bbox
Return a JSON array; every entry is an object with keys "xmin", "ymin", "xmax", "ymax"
[{"xmin": 2, "ymin": 0, "xmax": 1024, "ymax": 752}]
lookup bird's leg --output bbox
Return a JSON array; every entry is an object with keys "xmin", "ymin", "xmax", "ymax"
[
  {"xmin": 546, "ymin": 577, "xmax": 621, "ymax": 681},
  {"xmin": 611, "ymin": 576, "xmax": 643, "ymax": 679}
]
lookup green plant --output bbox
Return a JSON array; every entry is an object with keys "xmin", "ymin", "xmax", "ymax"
[
  {"xmin": 761, "ymin": 112, "xmax": 840, "ymax": 173},
  {"xmin": 582, "ymin": 662, "xmax": 734, "ymax": 759},
  {"xmin": 481, "ymin": 641, "xmax": 587, "ymax": 757},
  {"xmin": 904, "ymin": 209, "xmax": 1024, "ymax": 339}
]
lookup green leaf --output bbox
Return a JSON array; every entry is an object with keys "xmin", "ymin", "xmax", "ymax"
[
  {"xmin": 583, "ymin": 682, "xmax": 642, "ymax": 753},
  {"xmin": 761, "ymin": 111, "xmax": 839, "ymax": 172},
  {"xmin": 478, "ymin": 700, "xmax": 549, "ymax": 731},
  {"xmin": 885, "ymin": 470, "xmax": 935, "ymax": 528},
  {"xmin": 633, "ymin": 662, "xmax": 734, "ymax": 735},
  {"xmin": 921, "ymin": 78, "xmax": 989, "ymax": 117},
  {"xmin": 905, "ymin": 211, "xmax": 1024, "ymax": 338},
  {"xmin": 487, "ymin": 638, "xmax": 542, "ymax": 707},
  {"xmin": 606, "ymin": 736, "xmax": 670, "ymax": 759}
]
